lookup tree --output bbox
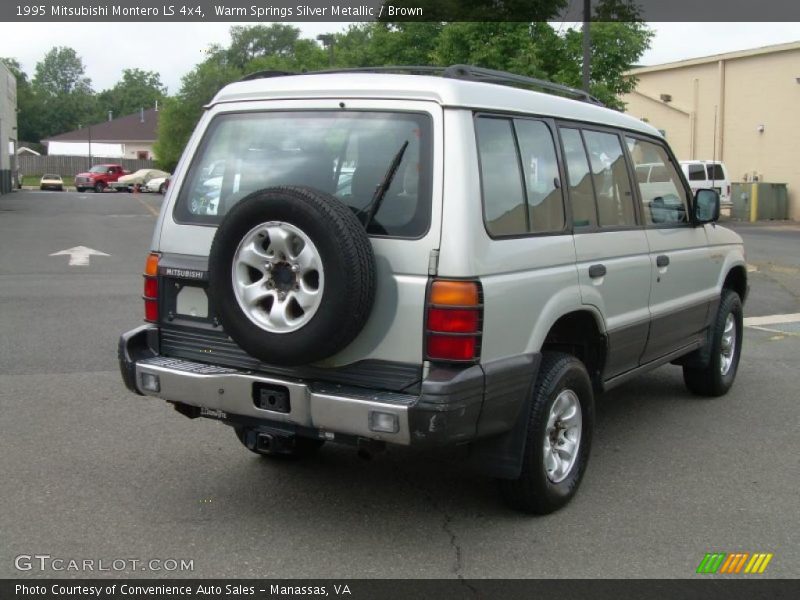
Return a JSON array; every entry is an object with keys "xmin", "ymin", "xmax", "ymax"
[
  {"xmin": 333, "ymin": 23, "xmax": 443, "ymax": 67},
  {"xmin": 154, "ymin": 25, "xmax": 327, "ymax": 170},
  {"xmin": 433, "ymin": 22, "xmax": 565, "ymax": 78},
  {"xmin": 31, "ymin": 47, "xmax": 95, "ymax": 138},
  {"xmin": 95, "ymin": 68, "xmax": 166, "ymax": 122},
  {"xmin": 337, "ymin": 17, "xmax": 651, "ymax": 110},
  {"xmin": 154, "ymin": 58, "xmax": 240, "ymax": 171},
  {"xmin": 225, "ymin": 24, "xmax": 302, "ymax": 68},
  {"xmin": 562, "ymin": 21, "xmax": 653, "ymax": 109},
  {"xmin": 155, "ymin": 14, "xmax": 652, "ymax": 169},
  {"xmin": 33, "ymin": 46, "xmax": 92, "ymax": 96},
  {"xmin": 1, "ymin": 57, "xmax": 46, "ymax": 142}
]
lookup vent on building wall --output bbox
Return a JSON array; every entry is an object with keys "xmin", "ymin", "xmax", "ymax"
[{"xmin": 659, "ymin": 94, "xmax": 672, "ymax": 103}]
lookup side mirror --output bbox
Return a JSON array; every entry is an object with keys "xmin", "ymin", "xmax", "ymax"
[{"xmin": 693, "ymin": 188, "xmax": 720, "ymax": 224}]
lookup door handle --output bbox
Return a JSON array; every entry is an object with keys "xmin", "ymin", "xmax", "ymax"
[
  {"xmin": 588, "ymin": 264, "xmax": 607, "ymax": 279},
  {"xmin": 656, "ymin": 255, "xmax": 670, "ymax": 268}
]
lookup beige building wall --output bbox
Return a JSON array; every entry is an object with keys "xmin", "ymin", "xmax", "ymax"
[
  {"xmin": 622, "ymin": 42, "xmax": 800, "ymax": 220},
  {"xmin": 120, "ymin": 142, "xmax": 155, "ymax": 160}
]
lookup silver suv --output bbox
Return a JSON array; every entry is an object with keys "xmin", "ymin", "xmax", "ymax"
[{"xmin": 119, "ymin": 66, "xmax": 747, "ymax": 514}]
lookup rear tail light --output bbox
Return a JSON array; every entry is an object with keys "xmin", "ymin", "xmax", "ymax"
[
  {"xmin": 425, "ymin": 280, "xmax": 482, "ymax": 363},
  {"xmin": 143, "ymin": 252, "xmax": 160, "ymax": 323}
]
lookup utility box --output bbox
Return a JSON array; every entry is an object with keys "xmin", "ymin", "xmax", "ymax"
[{"xmin": 731, "ymin": 182, "xmax": 789, "ymax": 221}]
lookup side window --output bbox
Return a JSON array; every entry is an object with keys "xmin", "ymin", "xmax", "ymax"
[
  {"xmin": 688, "ymin": 164, "xmax": 706, "ymax": 181},
  {"xmin": 582, "ymin": 130, "xmax": 637, "ymax": 227},
  {"xmin": 513, "ymin": 119, "xmax": 565, "ymax": 233},
  {"xmin": 560, "ymin": 128, "xmax": 596, "ymax": 228},
  {"xmin": 626, "ymin": 137, "xmax": 689, "ymax": 225},
  {"xmin": 475, "ymin": 117, "xmax": 527, "ymax": 236}
]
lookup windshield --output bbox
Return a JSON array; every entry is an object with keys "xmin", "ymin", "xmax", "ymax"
[
  {"xmin": 174, "ymin": 111, "xmax": 433, "ymax": 238},
  {"xmin": 89, "ymin": 165, "xmax": 109, "ymax": 173}
]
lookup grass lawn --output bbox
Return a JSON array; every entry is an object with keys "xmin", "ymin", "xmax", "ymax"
[{"xmin": 23, "ymin": 175, "xmax": 76, "ymax": 187}]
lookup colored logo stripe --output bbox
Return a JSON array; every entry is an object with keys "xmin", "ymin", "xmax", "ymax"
[
  {"xmin": 697, "ymin": 553, "xmax": 726, "ymax": 574},
  {"xmin": 697, "ymin": 552, "xmax": 773, "ymax": 574},
  {"xmin": 719, "ymin": 553, "xmax": 749, "ymax": 574},
  {"xmin": 745, "ymin": 553, "xmax": 774, "ymax": 574}
]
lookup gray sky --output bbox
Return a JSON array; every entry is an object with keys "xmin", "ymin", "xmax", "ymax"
[{"xmin": 0, "ymin": 22, "xmax": 797, "ymax": 93}]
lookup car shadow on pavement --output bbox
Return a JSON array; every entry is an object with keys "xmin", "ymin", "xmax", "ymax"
[{"xmin": 155, "ymin": 366, "xmax": 702, "ymax": 525}]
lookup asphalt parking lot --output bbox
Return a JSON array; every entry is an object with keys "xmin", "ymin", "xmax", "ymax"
[{"xmin": 1, "ymin": 189, "xmax": 798, "ymax": 579}]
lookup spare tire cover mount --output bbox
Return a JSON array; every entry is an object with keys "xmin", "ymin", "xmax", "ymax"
[
  {"xmin": 207, "ymin": 185, "xmax": 377, "ymax": 366},
  {"xmin": 232, "ymin": 220, "xmax": 324, "ymax": 334}
]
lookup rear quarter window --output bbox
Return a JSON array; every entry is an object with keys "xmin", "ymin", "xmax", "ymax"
[{"xmin": 475, "ymin": 115, "xmax": 565, "ymax": 236}]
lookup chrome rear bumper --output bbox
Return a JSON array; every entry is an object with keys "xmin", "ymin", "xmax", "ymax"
[{"xmin": 135, "ymin": 355, "xmax": 415, "ymax": 444}]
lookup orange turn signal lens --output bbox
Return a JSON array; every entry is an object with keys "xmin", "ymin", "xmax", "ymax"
[
  {"xmin": 429, "ymin": 280, "xmax": 480, "ymax": 306},
  {"xmin": 145, "ymin": 253, "xmax": 160, "ymax": 276}
]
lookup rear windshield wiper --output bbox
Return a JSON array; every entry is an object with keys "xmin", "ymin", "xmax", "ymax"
[{"xmin": 362, "ymin": 140, "xmax": 409, "ymax": 231}]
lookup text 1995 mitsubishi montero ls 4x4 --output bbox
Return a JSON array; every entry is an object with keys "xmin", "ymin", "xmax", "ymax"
[{"xmin": 119, "ymin": 66, "xmax": 747, "ymax": 513}]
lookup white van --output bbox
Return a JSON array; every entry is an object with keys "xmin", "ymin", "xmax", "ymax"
[{"xmin": 680, "ymin": 160, "xmax": 731, "ymax": 206}]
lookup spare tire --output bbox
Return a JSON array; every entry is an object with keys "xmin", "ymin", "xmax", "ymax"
[{"xmin": 208, "ymin": 186, "xmax": 376, "ymax": 366}]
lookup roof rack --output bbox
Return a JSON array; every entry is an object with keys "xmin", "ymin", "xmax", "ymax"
[
  {"xmin": 442, "ymin": 65, "xmax": 603, "ymax": 105},
  {"xmin": 238, "ymin": 65, "xmax": 604, "ymax": 106}
]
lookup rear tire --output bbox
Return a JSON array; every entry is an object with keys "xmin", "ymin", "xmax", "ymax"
[
  {"xmin": 158, "ymin": 183, "xmax": 166, "ymax": 194},
  {"xmin": 234, "ymin": 427, "xmax": 324, "ymax": 459},
  {"xmin": 683, "ymin": 289, "xmax": 743, "ymax": 397},
  {"xmin": 76, "ymin": 187, "xmax": 85, "ymax": 192},
  {"xmin": 499, "ymin": 352, "xmax": 594, "ymax": 514}
]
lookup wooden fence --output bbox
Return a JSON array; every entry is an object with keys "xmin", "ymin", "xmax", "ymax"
[{"xmin": 18, "ymin": 155, "xmax": 156, "ymax": 177}]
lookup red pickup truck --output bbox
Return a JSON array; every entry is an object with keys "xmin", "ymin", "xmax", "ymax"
[{"xmin": 75, "ymin": 164, "xmax": 128, "ymax": 193}]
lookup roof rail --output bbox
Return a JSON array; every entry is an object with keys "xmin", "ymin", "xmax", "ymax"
[
  {"xmin": 239, "ymin": 70, "xmax": 296, "ymax": 81},
  {"xmin": 238, "ymin": 65, "xmax": 604, "ymax": 106},
  {"xmin": 441, "ymin": 65, "xmax": 603, "ymax": 105}
]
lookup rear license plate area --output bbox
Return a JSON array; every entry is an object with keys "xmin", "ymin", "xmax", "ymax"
[{"xmin": 253, "ymin": 383, "xmax": 291, "ymax": 413}]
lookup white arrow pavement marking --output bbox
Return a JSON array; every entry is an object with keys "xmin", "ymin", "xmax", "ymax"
[{"xmin": 49, "ymin": 246, "xmax": 111, "ymax": 266}]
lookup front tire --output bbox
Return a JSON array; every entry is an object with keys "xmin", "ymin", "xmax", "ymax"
[
  {"xmin": 499, "ymin": 352, "xmax": 594, "ymax": 514},
  {"xmin": 683, "ymin": 289, "xmax": 743, "ymax": 396},
  {"xmin": 94, "ymin": 182, "xmax": 105, "ymax": 193}
]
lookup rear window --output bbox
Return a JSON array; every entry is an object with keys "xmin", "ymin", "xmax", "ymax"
[
  {"xmin": 174, "ymin": 111, "xmax": 433, "ymax": 238},
  {"xmin": 706, "ymin": 164, "xmax": 725, "ymax": 180}
]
